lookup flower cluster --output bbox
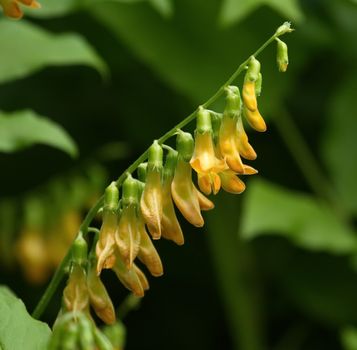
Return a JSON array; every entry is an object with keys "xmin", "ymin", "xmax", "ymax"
[
  {"xmin": 0, "ymin": 0, "xmax": 40, "ymax": 19},
  {"xmin": 93, "ymin": 56, "xmax": 272, "ymax": 300}
]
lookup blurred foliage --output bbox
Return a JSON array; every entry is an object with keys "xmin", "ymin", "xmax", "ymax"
[{"xmin": 1, "ymin": 0, "xmax": 357, "ymax": 349}]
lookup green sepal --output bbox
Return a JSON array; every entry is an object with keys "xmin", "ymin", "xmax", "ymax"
[
  {"xmin": 103, "ymin": 322, "xmax": 127, "ymax": 349},
  {"xmin": 224, "ymin": 85, "xmax": 242, "ymax": 118},
  {"xmin": 62, "ymin": 322, "xmax": 79, "ymax": 350},
  {"xmin": 104, "ymin": 182, "xmax": 119, "ymax": 211},
  {"xmin": 196, "ymin": 106, "xmax": 213, "ymax": 134},
  {"xmin": 148, "ymin": 140, "xmax": 163, "ymax": 170},
  {"xmin": 137, "ymin": 162, "xmax": 148, "ymax": 182},
  {"xmin": 72, "ymin": 232, "xmax": 88, "ymax": 266},
  {"xmin": 176, "ymin": 130, "xmax": 194, "ymax": 162},
  {"xmin": 122, "ymin": 174, "xmax": 139, "ymax": 206},
  {"xmin": 78, "ymin": 315, "xmax": 95, "ymax": 349},
  {"xmin": 94, "ymin": 327, "xmax": 113, "ymax": 350},
  {"xmin": 276, "ymin": 38, "xmax": 289, "ymax": 72},
  {"xmin": 210, "ymin": 112, "xmax": 222, "ymax": 143},
  {"xmin": 255, "ymin": 73, "xmax": 263, "ymax": 96},
  {"xmin": 245, "ymin": 56, "xmax": 261, "ymax": 82},
  {"xmin": 163, "ymin": 148, "xmax": 178, "ymax": 181}
]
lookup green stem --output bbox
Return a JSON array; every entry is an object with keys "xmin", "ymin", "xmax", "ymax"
[{"xmin": 31, "ymin": 23, "xmax": 292, "ymax": 321}]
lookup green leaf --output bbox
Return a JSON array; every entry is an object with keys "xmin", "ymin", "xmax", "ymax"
[
  {"xmin": 342, "ymin": 327, "xmax": 357, "ymax": 350},
  {"xmin": 0, "ymin": 110, "xmax": 78, "ymax": 157},
  {"xmin": 219, "ymin": 0, "xmax": 304, "ymax": 27},
  {"xmin": 148, "ymin": 0, "xmax": 173, "ymax": 18},
  {"xmin": 321, "ymin": 72, "xmax": 357, "ymax": 216},
  {"xmin": 241, "ymin": 179, "xmax": 357, "ymax": 254},
  {"xmin": 0, "ymin": 286, "xmax": 51, "ymax": 349},
  {"xmin": 0, "ymin": 19, "xmax": 107, "ymax": 84}
]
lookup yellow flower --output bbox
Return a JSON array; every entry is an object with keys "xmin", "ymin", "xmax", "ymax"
[
  {"xmin": 87, "ymin": 260, "xmax": 116, "ymax": 325},
  {"xmin": 190, "ymin": 108, "xmax": 226, "ymax": 195},
  {"xmin": 161, "ymin": 177, "xmax": 185, "ymax": 245},
  {"xmin": 243, "ymin": 107, "xmax": 267, "ymax": 132},
  {"xmin": 96, "ymin": 182, "xmax": 119, "ymax": 274},
  {"xmin": 195, "ymin": 186, "xmax": 215, "ymax": 211},
  {"xmin": 137, "ymin": 217, "xmax": 164, "ymax": 276},
  {"xmin": 219, "ymin": 165, "xmax": 258, "ymax": 194},
  {"xmin": 140, "ymin": 141, "xmax": 163, "ymax": 240},
  {"xmin": 112, "ymin": 256, "xmax": 149, "ymax": 297},
  {"xmin": 63, "ymin": 263, "xmax": 89, "ymax": 312},
  {"xmin": 171, "ymin": 157, "xmax": 205, "ymax": 227},
  {"xmin": 236, "ymin": 117, "xmax": 257, "ymax": 160},
  {"xmin": 0, "ymin": 0, "xmax": 40, "ymax": 19},
  {"xmin": 115, "ymin": 204, "xmax": 141, "ymax": 269},
  {"xmin": 96, "ymin": 209, "xmax": 117, "ymax": 274}
]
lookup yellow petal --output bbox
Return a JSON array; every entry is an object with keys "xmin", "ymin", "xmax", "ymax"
[
  {"xmin": 220, "ymin": 171, "xmax": 246, "ymax": 194},
  {"xmin": 219, "ymin": 115, "xmax": 244, "ymax": 173},
  {"xmin": 115, "ymin": 204, "xmax": 141, "ymax": 269},
  {"xmin": 112, "ymin": 257, "xmax": 145, "ymax": 297},
  {"xmin": 243, "ymin": 165, "xmax": 258, "ymax": 175},
  {"xmin": 140, "ymin": 169, "xmax": 163, "ymax": 240},
  {"xmin": 242, "ymin": 81, "xmax": 258, "ymax": 111},
  {"xmin": 195, "ymin": 187, "xmax": 215, "ymax": 211},
  {"xmin": 171, "ymin": 159, "xmax": 204, "ymax": 227},
  {"xmin": 236, "ymin": 117, "xmax": 257, "ymax": 160},
  {"xmin": 63, "ymin": 264, "xmax": 89, "ymax": 312},
  {"xmin": 137, "ymin": 217, "xmax": 164, "ymax": 276},
  {"xmin": 134, "ymin": 265, "xmax": 150, "ymax": 291},
  {"xmin": 87, "ymin": 264, "xmax": 116, "ymax": 325},
  {"xmin": 243, "ymin": 107, "xmax": 267, "ymax": 132},
  {"xmin": 161, "ymin": 180, "xmax": 184, "ymax": 245}
]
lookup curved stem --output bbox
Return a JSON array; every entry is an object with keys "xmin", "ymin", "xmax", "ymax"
[{"xmin": 31, "ymin": 23, "xmax": 292, "ymax": 320}]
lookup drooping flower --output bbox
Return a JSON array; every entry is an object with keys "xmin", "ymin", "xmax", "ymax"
[
  {"xmin": 190, "ymin": 107, "xmax": 226, "ymax": 195},
  {"xmin": 242, "ymin": 57, "xmax": 267, "ymax": 132},
  {"xmin": 0, "ymin": 0, "xmax": 40, "ymax": 19},
  {"xmin": 161, "ymin": 148, "xmax": 185, "ymax": 245},
  {"xmin": 236, "ymin": 116, "xmax": 257, "ymax": 160},
  {"xmin": 87, "ymin": 252, "xmax": 116, "ymax": 325},
  {"xmin": 115, "ymin": 175, "xmax": 141, "ymax": 269},
  {"xmin": 140, "ymin": 141, "xmax": 163, "ymax": 240},
  {"xmin": 171, "ymin": 131, "xmax": 206, "ymax": 227},
  {"xmin": 276, "ymin": 38, "xmax": 289, "ymax": 72},
  {"xmin": 96, "ymin": 182, "xmax": 119, "ymax": 274}
]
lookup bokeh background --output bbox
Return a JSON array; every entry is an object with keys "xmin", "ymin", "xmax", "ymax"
[{"xmin": 1, "ymin": 0, "xmax": 357, "ymax": 349}]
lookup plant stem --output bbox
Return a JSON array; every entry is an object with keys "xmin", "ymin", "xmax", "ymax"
[{"xmin": 31, "ymin": 23, "xmax": 292, "ymax": 321}]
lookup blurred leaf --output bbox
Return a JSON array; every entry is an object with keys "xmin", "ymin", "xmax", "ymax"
[
  {"xmin": 148, "ymin": 0, "xmax": 173, "ymax": 18},
  {"xmin": 241, "ymin": 179, "xmax": 357, "ymax": 254},
  {"xmin": 219, "ymin": 0, "xmax": 304, "ymax": 27},
  {"xmin": 342, "ymin": 327, "xmax": 357, "ymax": 350},
  {"xmin": 0, "ymin": 110, "xmax": 78, "ymax": 157},
  {"xmin": 321, "ymin": 72, "xmax": 357, "ymax": 216},
  {"xmin": 0, "ymin": 19, "xmax": 107, "ymax": 84},
  {"xmin": 26, "ymin": 0, "xmax": 171, "ymax": 18},
  {"xmin": 0, "ymin": 286, "xmax": 51, "ymax": 349}
]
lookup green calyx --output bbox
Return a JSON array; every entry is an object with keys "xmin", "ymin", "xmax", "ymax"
[
  {"xmin": 163, "ymin": 148, "xmax": 178, "ymax": 181},
  {"xmin": 148, "ymin": 140, "xmax": 163, "ymax": 170},
  {"xmin": 122, "ymin": 174, "xmax": 139, "ymax": 206},
  {"xmin": 137, "ymin": 162, "xmax": 148, "ymax": 182},
  {"xmin": 104, "ymin": 182, "xmax": 119, "ymax": 211},
  {"xmin": 224, "ymin": 86, "xmax": 242, "ymax": 118},
  {"xmin": 196, "ymin": 106, "xmax": 213, "ymax": 134},
  {"xmin": 72, "ymin": 233, "xmax": 88, "ymax": 266},
  {"xmin": 245, "ymin": 56, "xmax": 261, "ymax": 82},
  {"xmin": 255, "ymin": 73, "xmax": 263, "ymax": 96},
  {"xmin": 276, "ymin": 38, "xmax": 289, "ymax": 72},
  {"xmin": 176, "ymin": 130, "xmax": 194, "ymax": 162}
]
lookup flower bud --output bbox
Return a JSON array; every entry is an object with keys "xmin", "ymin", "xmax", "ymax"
[
  {"xmin": 276, "ymin": 38, "xmax": 289, "ymax": 72},
  {"xmin": 243, "ymin": 107, "xmax": 267, "ymax": 132},
  {"xmin": 176, "ymin": 131, "xmax": 194, "ymax": 162},
  {"xmin": 275, "ymin": 21, "xmax": 293, "ymax": 36}
]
